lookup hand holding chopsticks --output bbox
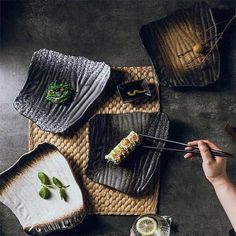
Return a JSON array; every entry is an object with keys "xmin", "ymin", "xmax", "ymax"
[{"xmin": 139, "ymin": 134, "xmax": 232, "ymax": 158}]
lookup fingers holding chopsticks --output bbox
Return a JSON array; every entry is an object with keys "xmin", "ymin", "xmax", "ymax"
[
  {"xmin": 188, "ymin": 140, "xmax": 221, "ymax": 150},
  {"xmin": 184, "ymin": 140, "xmax": 227, "ymax": 184},
  {"xmin": 184, "ymin": 140, "xmax": 223, "ymax": 160},
  {"xmin": 139, "ymin": 134, "xmax": 231, "ymax": 158},
  {"xmin": 184, "ymin": 140, "xmax": 222, "ymax": 158},
  {"xmin": 184, "ymin": 146, "xmax": 194, "ymax": 159}
]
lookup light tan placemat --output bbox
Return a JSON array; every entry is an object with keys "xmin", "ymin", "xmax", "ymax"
[{"xmin": 29, "ymin": 66, "xmax": 160, "ymax": 215}]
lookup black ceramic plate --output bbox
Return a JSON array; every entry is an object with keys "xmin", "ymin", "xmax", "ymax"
[
  {"xmin": 13, "ymin": 49, "xmax": 111, "ymax": 133},
  {"xmin": 86, "ymin": 112, "xmax": 169, "ymax": 195},
  {"xmin": 139, "ymin": 2, "xmax": 220, "ymax": 87}
]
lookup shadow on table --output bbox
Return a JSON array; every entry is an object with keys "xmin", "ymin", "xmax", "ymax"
[
  {"xmin": 157, "ymin": 119, "xmax": 194, "ymax": 235},
  {"xmin": 49, "ymin": 215, "xmax": 135, "ymax": 236}
]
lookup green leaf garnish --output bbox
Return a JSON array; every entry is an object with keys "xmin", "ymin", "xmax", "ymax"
[
  {"xmin": 38, "ymin": 172, "xmax": 51, "ymax": 185},
  {"xmin": 52, "ymin": 177, "xmax": 69, "ymax": 201},
  {"xmin": 59, "ymin": 188, "xmax": 67, "ymax": 201},
  {"xmin": 39, "ymin": 186, "xmax": 51, "ymax": 199},
  {"xmin": 52, "ymin": 177, "xmax": 64, "ymax": 188},
  {"xmin": 37, "ymin": 172, "xmax": 69, "ymax": 201}
]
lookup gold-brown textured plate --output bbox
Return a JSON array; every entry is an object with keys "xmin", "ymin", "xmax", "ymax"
[{"xmin": 139, "ymin": 2, "xmax": 220, "ymax": 87}]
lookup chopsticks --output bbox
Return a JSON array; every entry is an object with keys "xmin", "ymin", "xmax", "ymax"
[
  {"xmin": 141, "ymin": 146, "xmax": 230, "ymax": 157},
  {"xmin": 139, "ymin": 134, "xmax": 232, "ymax": 158}
]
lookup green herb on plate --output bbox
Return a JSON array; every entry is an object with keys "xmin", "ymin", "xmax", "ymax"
[
  {"xmin": 52, "ymin": 176, "xmax": 70, "ymax": 201},
  {"xmin": 38, "ymin": 172, "xmax": 52, "ymax": 199},
  {"xmin": 46, "ymin": 82, "xmax": 74, "ymax": 104},
  {"xmin": 37, "ymin": 172, "xmax": 69, "ymax": 201},
  {"xmin": 38, "ymin": 171, "xmax": 51, "ymax": 185},
  {"xmin": 39, "ymin": 186, "xmax": 51, "ymax": 199},
  {"xmin": 59, "ymin": 188, "xmax": 67, "ymax": 201},
  {"xmin": 52, "ymin": 177, "xmax": 70, "ymax": 189},
  {"xmin": 52, "ymin": 177, "xmax": 64, "ymax": 188}
]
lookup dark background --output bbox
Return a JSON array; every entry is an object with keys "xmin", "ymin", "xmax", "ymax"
[{"xmin": 0, "ymin": 0, "xmax": 236, "ymax": 235}]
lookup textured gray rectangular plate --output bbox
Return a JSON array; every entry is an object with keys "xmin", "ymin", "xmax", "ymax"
[
  {"xmin": 13, "ymin": 49, "xmax": 111, "ymax": 133},
  {"xmin": 139, "ymin": 2, "xmax": 220, "ymax": 87},
  {"xmin": 0, "ymin": 143, "xmax": 85, "ymax": 235},
  {"xmin": 86, "ymin": 112, "xmax": 169, "ymax": 195}
]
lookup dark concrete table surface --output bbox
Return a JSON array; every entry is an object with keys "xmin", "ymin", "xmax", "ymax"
[{"xmin": 0, "ymin": 0, "xmax": 236, "ymax": 235}]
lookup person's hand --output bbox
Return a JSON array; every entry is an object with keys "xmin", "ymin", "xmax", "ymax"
[
  {"xmin": 185, "ymin": 140, "xmax": 236, "ymax": 230},
  {"xmin": 184, "ymin": 140, "xmax": 228, "ymax": 186}
]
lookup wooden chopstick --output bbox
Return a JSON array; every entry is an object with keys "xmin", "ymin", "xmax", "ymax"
[
  {"xmin": 141, "ymin": 145, "xmax": 230, "ymax": 158},
  {"xmin": 139, "ymin": 134, "xmax": 232, "ymax": 157}
]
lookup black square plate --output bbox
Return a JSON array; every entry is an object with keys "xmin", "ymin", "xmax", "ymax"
[{"xmin": 86, "ymin": 112, "xmax": 169, "ymax": 195}]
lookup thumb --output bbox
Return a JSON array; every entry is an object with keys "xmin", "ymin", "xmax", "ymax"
[{"xmin": 198, "ymin": 141, "xmax": 213, "ymax": 163}]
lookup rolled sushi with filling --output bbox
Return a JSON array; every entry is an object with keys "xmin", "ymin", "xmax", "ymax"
[{"xmin": 105, "ymin": 131, "xmax": 140, "ymax": 165}]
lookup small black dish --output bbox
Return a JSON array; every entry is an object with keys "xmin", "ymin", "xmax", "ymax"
[{"xmin": 117, "ymin": 79, "xmax": 151, "ymax": 103}]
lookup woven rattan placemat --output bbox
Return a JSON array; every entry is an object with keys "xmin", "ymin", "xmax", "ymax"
[{"xmin": 29, "ymin": 66, "xmax": 160, "ymax": 215}]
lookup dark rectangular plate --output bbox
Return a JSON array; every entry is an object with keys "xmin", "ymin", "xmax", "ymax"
[
  {"xmin": 86, "ymin": 112, "xmax": 169, "ymax": 195},
  {"xmin": 117, "ymin": 79, "xmax": 151, "ymax": 103}
]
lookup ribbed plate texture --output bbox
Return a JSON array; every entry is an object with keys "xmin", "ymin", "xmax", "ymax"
[
  {"xmin": 13, "ymin": 49, "xmax": 111, "ymax": 133},
  {"xmin": 140, "ymin": 2, "xmax": 220, "ymax": 87},
  {"xmin": 87, "ymin": 112, "xmax": 169, "ymax": 195}
]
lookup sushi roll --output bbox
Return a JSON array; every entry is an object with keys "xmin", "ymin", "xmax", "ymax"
[{"xmin": 105, "ymin": 131, "xmax": 140, "ymax": 165}]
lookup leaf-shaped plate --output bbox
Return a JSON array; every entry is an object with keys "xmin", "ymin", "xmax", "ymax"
[
  {"xmin": 13, "ymin": 49, "xmax": 111, "ymax": 133},
  {"xmin": 86, "ymin": 112, "xmax": 169, "ymax": 195},
  {"xmin": 0, "ymin": 143, "xmax": 85, "ymax": 235}
]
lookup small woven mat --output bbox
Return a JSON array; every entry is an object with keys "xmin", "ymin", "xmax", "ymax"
[{"xmin": 29, "ymin": 66, "xmax": 160, "ymax": 215}]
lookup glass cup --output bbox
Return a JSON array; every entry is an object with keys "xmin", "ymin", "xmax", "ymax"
[{"xmin": 130, "ymin": 214, "xmax": 171, "ymax": 236}]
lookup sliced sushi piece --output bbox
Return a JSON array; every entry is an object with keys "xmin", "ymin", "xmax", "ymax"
[{"xmin": 105, "ymin": 131, "xmax": 140, "ymax": 165}]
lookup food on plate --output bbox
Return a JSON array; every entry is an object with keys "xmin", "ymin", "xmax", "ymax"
[
  {"xmin": 127, "ymin": 89, "xmax": 146, "ymax": 96},
  {"xmin": 38, "ymin": 171, "xmax": 70, "ymax": 201},
  {"xmin": 46, "ymin": 82, "xmax": 74, "ymax": 104},
  {"xmin": 105, "ymin": 131, "xmax": 140, "ymax": 165}
]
